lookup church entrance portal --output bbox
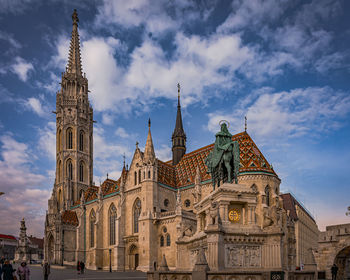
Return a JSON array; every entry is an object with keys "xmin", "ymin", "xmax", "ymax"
[
  {"xmin": 334, "ymin": 246, "xmax": 350, "ymax": 280},
  {"xmin": 129, "ymin": 244, "xmax": 139, "ymax": 270},
  {"xmin": 48, "ymin": 235, "xmax": 54, "ymax": 263}
]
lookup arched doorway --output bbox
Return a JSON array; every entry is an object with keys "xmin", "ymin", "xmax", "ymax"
[
  {"xmin": 129, "ymin": 244, "xmax": 139, "ymax": 270},
  {"xmin": 334, "ymin": 246, "xmax": 350, "ymax": 280},
  {"xmin": 48, "ymin": 235, "xmax": 54, "ymax": 263}
]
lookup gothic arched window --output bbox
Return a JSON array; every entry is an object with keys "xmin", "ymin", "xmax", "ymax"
[
  {"xmin": 148, "ymin": 170, "xmax": 151, "ymax": 179},
  {"xmin": 138, "ymin": 170, "xmax": 141, "ymax": 184},
  {"xmin": 79, "ymin": 131, "xmax": 84, "ymax": 151},
  {"xmin": 90, "ymin": 209, "xmax": 96, "ymax": 248},
  {"xmin": 166, "ymin": 234, "xmax": 171, "ymax": 246},
  {"xmin": 160, "ymin": 235, "xmax": 164, "ymax": 247},
  {"xmin": 265, "ymin": 186, "xmax": 270, "ymax": 206},
  {"xmin": 58, "ymin": 129, "xmax": 62, "ymax": 151},
  {"xmin": 134, "ymin": 171, "xmax": 137, "ymax": 185},
  {"xmin": 79, "ymin": 162, "xmax": 84, "ymax": 182},
  {"xmin": 58, "ymin": 160, "xmax": 62, "ymax": 182},
  {"xmin": 133, "ymin": 198, "xmax": 141, "ymax": 233},
  {"xmin": 67, "ymin": 159, "xmax": 73, "ymax": 180},
  {"xmin": 66, "ymin": 128, "xmax": 73, "ymax": 149},
  {"xmin": 109, "ymin": 204, "xmax": 117, "ymax": 245}
]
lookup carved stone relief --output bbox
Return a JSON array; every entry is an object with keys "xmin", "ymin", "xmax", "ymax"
[{"xmin": 225, "ymin": 244, "xmax": 261, "ymax": 268}]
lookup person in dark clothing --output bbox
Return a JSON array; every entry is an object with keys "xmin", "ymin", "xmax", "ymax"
[
  {"xmin": 77, "ymin": 261, "xmax": 81, "ymax": 274},
  {"xmin": 2, "ymin": 260, "xmax": 15, "ymax": 280},
  {"xmin": 331, "ymin": 263, "xmax": 338, "ymax": 280},
  {"xmin": 80, "ymin": 261, "xmax": 85, "ymax": 274},
  {"xmin": 43, "ymin": 262, "xmax": 50, "ymax": 280}
]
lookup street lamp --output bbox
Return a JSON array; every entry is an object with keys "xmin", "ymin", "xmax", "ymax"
[
  {"xmin": 61, "ymin": 230, "xmax": 64, "ymax": 266},
  {"xmin": 109, "ymin": 248, "xmax": 112, "ymax": 272},
  {"xmin": 346, "ymin": 206, "xmax": 350, "ymax": 216},
  {"xmin": 0, "ymin": 192, "xmax": 4, "ymax": 196}
]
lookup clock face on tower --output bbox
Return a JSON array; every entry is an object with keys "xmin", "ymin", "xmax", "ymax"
[{"xmin": 228, "ymin": 209, "xmax": 241, "ymax": 222}]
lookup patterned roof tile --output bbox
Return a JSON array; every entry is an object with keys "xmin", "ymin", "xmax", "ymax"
[{"xmin": 61, "ymin": 210, "xmax": 79, "ymax": 226}]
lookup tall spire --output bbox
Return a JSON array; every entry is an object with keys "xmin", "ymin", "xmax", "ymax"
[
  {"xmin": 172, "ymin": 83, "xmax": 187, "ymax": 165},
  {"xmin": 66, "ymin": 9, "xmax": 82, "ymax": 76},
  {"xmin": 144, "ymin": 118, "xmax": 155, "ymax": 162}
]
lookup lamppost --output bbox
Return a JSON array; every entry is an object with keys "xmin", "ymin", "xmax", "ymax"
[
  {"xmin": 109, "ymin": 248, "xmax": 112, "ymax": 272},
  {"xmin": 0, "ymin": 192, "xmax": 4, "ymax": 196},
  {"xmin": 346, "ymin": 206, "xmax": 350, "ymax": 216}
]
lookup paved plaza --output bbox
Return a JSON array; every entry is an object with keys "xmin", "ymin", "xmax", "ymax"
[{"xmin": 11, "ymin": 264, "xmax": 147, "ymax": 280}]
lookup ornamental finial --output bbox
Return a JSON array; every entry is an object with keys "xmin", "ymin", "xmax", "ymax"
[
  {"xmin": 245, "ymin": 116, "xmax": 247, "ymax": 132},
  {"xmin": 72, "ymin": 9, "xmax": 79, "ymax": 26},
  {"xmin": 177, "ymin": 83, "xmax": 180, "ymax": 98}
]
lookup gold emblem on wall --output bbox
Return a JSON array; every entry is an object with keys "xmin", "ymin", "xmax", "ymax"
[{"xmin": 228, "ymin": 209, "xmax": 241, "ymax": 222}]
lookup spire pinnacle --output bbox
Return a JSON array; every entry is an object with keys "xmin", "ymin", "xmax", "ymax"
[
  {"xmin": 66, "ymin": 9, "xmax": 83, "ymax": 76},
  {"xmin": 144, "ymin": 119, "xmax": 155, "ymax": 162}
]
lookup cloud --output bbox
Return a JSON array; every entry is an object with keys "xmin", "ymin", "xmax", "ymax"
[
  {"xmin": 11, "ymin": 56, "xmax": 34, "ymax": 82},
  {"xmin": 0, "ymin": 134, "xmax": 48, "ymax": 236},
  {"xmin": 24, "ymin": 97, "xmax": 46, "ymax": 117},
  {"xmin": 155, "ymin": 144, "xmax": 171, "ymax": 161},
  {"xmin": 207, "ymin": 87, "xmax": 350, "ymax": 142},
  {"xmin": 0, "ymin": 30, "xmax": 21, "ymax": 49},
  {"xmin": 0, "ymin": 0, "xmax": 37, "ymax": 14},
  {"xmin": 218, "ymin": 0, "xmax": 289, "ymax": 33},
  {"xmin": 93, "ymin": 125, "xmax": 132, "ymax": 181},
  {"xmin": 38, "ymin": 121, "xmax": 56, "ymax": 160}
]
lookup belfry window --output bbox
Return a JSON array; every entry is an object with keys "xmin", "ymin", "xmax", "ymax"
[
  {"xmin": 138, "ymin": 170, "xmax": 141, "ymax": 184},
  {"xmin": 67, "ymin": 160, "xmax": 73, "ymax": 180},
  {"xmin": 79, "ymin": 162, "xmax": 84, "ymax": 182},
  {"xmin": 90, "ymin": 210, "xmax": 96, "ymax": 248},
  {"xmin": 58, "ymin": 129, "xmax": 62, "ymax": 151},
  {"xmin": 109, "ymin": 204, "xmax": 117, "ymax": 246},
  {"xmin": 160, "ymin": 235, "xmax": 164, "ymax": 247},
  {"xmin": 166, "ymin": 234, "xmax": 171, "ymax": 246},
  {"xmin": 67, "ymin": 128, "xmax": 73, "ymax": 149},
  {"xmin": 133, "ymin": 198, "xmax": 141, "ymax": 233},
  {"xmin": 265, "ymin": 186, "xmax": 270, "ymax": 206},
  {"xmin": 79, "ymin": 131, "xmax": 84, "ymax": 151},
  {"xmin": 134, "ymin": 171, "xmax": 137, "ymax": 185}
]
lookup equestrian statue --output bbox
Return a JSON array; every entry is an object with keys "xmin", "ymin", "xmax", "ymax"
[{"xmin": 205, "ymin": 122, "xmax": 240, "ymax": 190}]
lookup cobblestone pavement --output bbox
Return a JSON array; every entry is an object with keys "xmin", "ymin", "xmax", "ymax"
[{"xmin": 10, "ymin": 264, "xmax": 147, "ymax": 280}]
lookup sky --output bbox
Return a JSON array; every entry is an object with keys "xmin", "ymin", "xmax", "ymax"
[{"xmin": 0, "ymin": 0, "xmax": 349, "ymax": 237}]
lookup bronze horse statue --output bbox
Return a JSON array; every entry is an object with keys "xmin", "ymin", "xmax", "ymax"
[{"xmin": 205, "ymin": 123, "xmax": 240, "ymax": 190}]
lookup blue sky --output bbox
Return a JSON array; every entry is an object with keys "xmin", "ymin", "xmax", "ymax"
[{"xmin": 0, "ymin": 0, "xmax": 349, "ymax": 237}]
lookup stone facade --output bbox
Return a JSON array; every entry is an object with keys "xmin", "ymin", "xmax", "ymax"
[
  {"xmin": 44, "ymin": 10, "xmax": 319, "ymax": 276},
  {"xmin": 315, "ymin": 223, "xmax": 350, "ymax": 280}
]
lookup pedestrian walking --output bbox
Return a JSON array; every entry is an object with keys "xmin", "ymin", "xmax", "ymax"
[
  {"xmin": 43, "ymin": 262, "xmax": 50, "ymax": 280},
  {"xmin": 331, "ymin": 263, "xmax": 338, "ymax": 280},
  {"xmin": 17, "ymin": 262, "xmax": 30, "ymax": 280},
  {"xmin": 80, "ymin": 261, "xmax": 85, "ymax": 274},
  {"xmin": 2, "ymin": 260, "xmax": 15, "ymax": 280},
  {"xmin": 77, "ymin": 261, "xmax": 81, "ymax": 274}
]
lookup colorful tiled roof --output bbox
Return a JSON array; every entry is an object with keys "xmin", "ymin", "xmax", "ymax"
[
  {"xmin": 0, "ymin": 234, "xmax": 17, "ymax": 240},
  {"xmin": 84, "ymin": 185, "xmax": 99, "ymax": 202},
  {"xmin": 61, "ymin": 210, "xmax": 79, "ymax": 226},
  {"xmin": 158, "ymin": 131, "xmax": 277, "ymax": 188}
]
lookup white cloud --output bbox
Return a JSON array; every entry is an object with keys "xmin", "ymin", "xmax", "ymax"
[
  {"xmin": 0, "ymin": 30, "xmax": 21, "ymax": 49},
  {"xmin": 24, "ymin": 97, "xmax": 46, "ymax": 117},
  {"xmin": 218, "ymin": 0, "xmax": 289, "ymax": 33},
  {"xmin": 207, "ymin": 87, "xmax": 350, "ymax": 141},
  {"xmin": 94, "ymin": 125, "xmax": 132, "ymax": 178},
  {"xmin": 11, "ymin": 56, "xmax": 34, "ymax": 82},
  {"xmin": 0, "ymin": 134, "xmax": 47, "ymax": 236},
  {"xmin": 38, "ymin": 121, "xmax": 56, "ymax": 160},
  {"xmin": 115, "ymin": 127, "xmax": 136, "ymax": 139},
  {"xmin": 155, "ymin": 144, "xmax": 171, "ymax": 161}
]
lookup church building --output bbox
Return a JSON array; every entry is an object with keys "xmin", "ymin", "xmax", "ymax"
[{"xmin": 44, "ymin": 10, "xmax": 318, "ymax": 275}]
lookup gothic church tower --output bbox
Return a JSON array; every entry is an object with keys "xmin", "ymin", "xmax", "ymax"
[
  {"xmin": 172, "ymin": 84, "xmax": 186, "ymax": 165},
  {"xmin": 54, "ymin": 9, "xmax": 93, "ymax": 209}
]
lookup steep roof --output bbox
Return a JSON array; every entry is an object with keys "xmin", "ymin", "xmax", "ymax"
[
  {"xmin": 61, "ymin": 210, "xmax": 79, "ymax": 226},
  {"xmin": 158, "ymin": 131, "xmax": 277, "ymax": 188},
  {"xmin": 280, "ymin": 193, "xmax": 316, "ymax": 223}
]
